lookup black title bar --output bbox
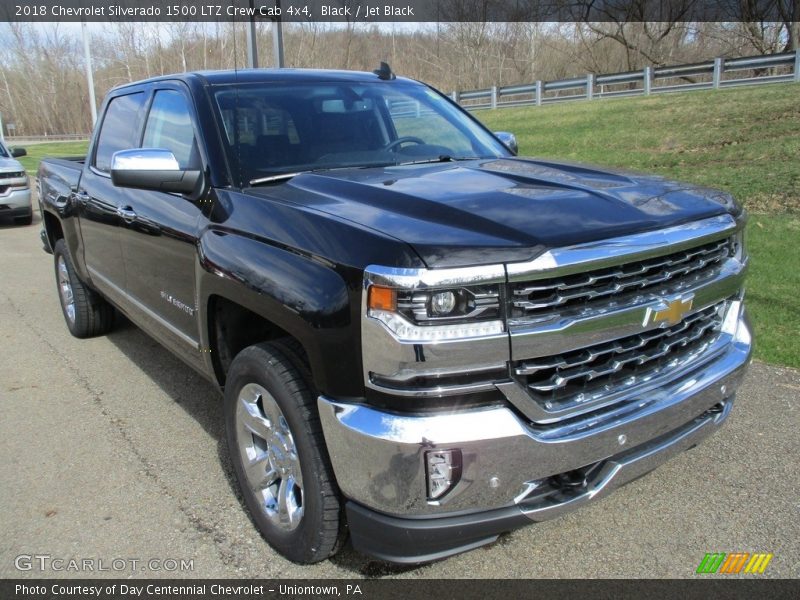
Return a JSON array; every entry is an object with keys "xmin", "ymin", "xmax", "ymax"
[
  {"xmin": 2, "ymin": 579, "xmax": 800, "ymax": 600},
  {"xmin": 1, "ymin": 0, "xmax": 795, "ymax": 23}
]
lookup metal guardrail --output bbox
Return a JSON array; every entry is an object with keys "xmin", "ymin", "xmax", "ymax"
[
  {"xmin": 4, "ymin": 134, "xmax": 89, "ymax": 143},
  {"xmin": 454, "ymin": 50, "xmax": 800, "ymax": 111}
]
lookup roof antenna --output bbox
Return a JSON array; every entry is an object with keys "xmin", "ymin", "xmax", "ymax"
[{"xmin": 373, "ymin": 62, "xmax": 396, "ymax": 81}]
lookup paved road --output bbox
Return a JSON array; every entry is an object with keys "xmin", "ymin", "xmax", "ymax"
[{"xmin": 1, "ymin": 210, "xmax": 798, "ymax": 579}]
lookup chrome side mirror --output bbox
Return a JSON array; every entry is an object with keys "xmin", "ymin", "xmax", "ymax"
[
  {"xmin": 494, "ymin": 131, "xmax": 518, "ymax": 155},
  {"xmin": 110, "ymin": 149, "xmax": 201, "ymax": 194}
]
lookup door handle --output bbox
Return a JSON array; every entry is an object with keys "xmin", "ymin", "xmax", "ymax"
[{"xmin": 116, "ymin": 206, "xmax": 137, "ymax": 223}]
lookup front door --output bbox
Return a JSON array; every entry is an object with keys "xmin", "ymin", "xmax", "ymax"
[
  {"xmin": 117, "ymin": 86, "xmax": 206, "ymax": 368},
  {"xmin": 77, "ymin": 90, "xmax": 147, "ymax": 303}
]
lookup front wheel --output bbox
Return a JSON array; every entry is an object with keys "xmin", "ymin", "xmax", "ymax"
[{"xmin": 224, "ymin": 342, "xmax": 346, "ymax": 563}]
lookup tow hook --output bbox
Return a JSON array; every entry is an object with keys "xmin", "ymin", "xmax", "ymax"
[{"xmin": 551, "ymin": 470, "xmax": 588, "ymax": 491}]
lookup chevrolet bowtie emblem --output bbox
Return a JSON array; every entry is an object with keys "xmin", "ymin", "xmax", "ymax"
[{"xmin": 643, "ymin": 294, "xmax": 694, "ymax": 327}]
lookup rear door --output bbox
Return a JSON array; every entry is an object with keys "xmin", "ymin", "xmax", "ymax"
[
  {"xmin": 117, "ymin": 84, "xmax": 206, "ymax": 367},
  {"xmin": 77, "ymin": 90, "xmax": 147, "ymax": 305}
]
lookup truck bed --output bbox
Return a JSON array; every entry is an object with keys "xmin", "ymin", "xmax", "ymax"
[{"xmin": 37, "ymin": 156, "xmax": 85, "ymax": 205}]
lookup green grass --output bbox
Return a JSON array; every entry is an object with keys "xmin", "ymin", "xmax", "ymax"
[
  {"xmin": 478, "ymin": 83, "xmax": 800, "ymax": 368},
  {"xmin": 745, "ymin": 215, "xmax": 800, "ymax": 367},
  {"xmin": 16, "ymin": 140, "xmax": 89, "ymax": 175}
]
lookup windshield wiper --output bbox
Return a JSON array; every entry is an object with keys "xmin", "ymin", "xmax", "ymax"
[
  {"xmin": 249, "ymin": 156, "xmax": 486, "ymax": 185},
  {"xmin": 249, "ymin": 162, "xmax": 396, "ymax": 186},
  {"xmin": 397, "ymin": 155, "xmax": 482, "ymax": 166},
  {"xmin": 249, "ymin": 171, "xmax": 308, "ymax": 186}
]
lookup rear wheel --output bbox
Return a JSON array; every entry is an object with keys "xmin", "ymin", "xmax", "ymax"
[
  {"xmin": 53, "ymin": 239, "xmax": 115, "ymax": 338},
  {"xmin": 224, "ymin": 342, "xmax": 346, "ymax": 563}
]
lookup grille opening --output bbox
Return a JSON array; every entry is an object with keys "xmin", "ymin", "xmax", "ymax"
[
  {"xmin": 514, "ymin": 302, "xmax": 726, "ymax": 412},
  {"xmin": 511, "ymin": 237, "xmax": 733, "ymax": 318},
  {"xmin": 520, "ymin": 463, "xmax": 604, "ymax": 506}
]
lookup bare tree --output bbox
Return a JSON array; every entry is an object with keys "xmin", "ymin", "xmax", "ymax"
[{"xmin": 0, "ymin": 16, "xmax": 795, "ymax": 137}]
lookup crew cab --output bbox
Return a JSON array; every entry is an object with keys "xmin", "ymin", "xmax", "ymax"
[{"xmin": 38, "ymin": 67, "xmax": 751, "ymax": 564}]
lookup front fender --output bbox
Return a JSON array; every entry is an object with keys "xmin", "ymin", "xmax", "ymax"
[{"xmin": 197, "ymin": 229, "xmax": 363, "ymax": 397}]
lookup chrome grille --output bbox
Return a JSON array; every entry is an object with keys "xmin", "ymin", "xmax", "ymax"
[
  {"xmin": 514, "ymin": 302, "xmax": 726, "ymax": 410},
  {"xmin": 511, "ymin": 237, "xmax": 733, "ymax": 317}
]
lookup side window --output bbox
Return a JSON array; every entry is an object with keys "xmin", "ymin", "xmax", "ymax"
[
  {"xmin": 142, "ymin": 90, "xmax": 198, "ymax": 169},
  {"xmin": 94, "ymin": 92, "xmax": 146, "ymax": 172}
]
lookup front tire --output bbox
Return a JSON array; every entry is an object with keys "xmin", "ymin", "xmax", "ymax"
[
  {"xmin": 224, "ymin": 342, "xmax": 346, "ymax": 563},
  {"xmin": 53, "ymin": 239, "xmax": 115, "ymax": 338}
]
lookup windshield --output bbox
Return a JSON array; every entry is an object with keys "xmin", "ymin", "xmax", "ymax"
[{"xmin": 213, "ymin": 80, "xmax": 510, "ymax": 185}]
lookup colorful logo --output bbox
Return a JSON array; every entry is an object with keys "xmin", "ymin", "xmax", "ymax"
[
  {"xmin": 696, "ymin": 552, "xmax": 773, "ymax": 574},
  {"xmin": 643, "ymin": 294, "xmax": 694, "ymax": 327}
]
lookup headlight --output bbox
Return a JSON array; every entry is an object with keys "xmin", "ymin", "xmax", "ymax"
[
  {"xmin": 731, "ymin": 227, "xmax": 747, "ymax": 262},
  {"xmin": 369, "ymin": 284, "xmax": 501, "ymax": 324},
  {"xmin": 366, "ymin": 284, "xmax": 504, "ymax": 340},
  {"xmin": 430, "ymin": 291, "xmax": 457, "ymax": 316},
  {"xmin": 364, "ymin": 263, "xmax": 507, "ymax": 340},
  {"xmin": 5, "ymin": 172, "xmax": 29, "ymax": 189}
]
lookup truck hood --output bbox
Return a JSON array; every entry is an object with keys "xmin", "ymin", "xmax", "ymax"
[
  {"xmin": 0, "ymin": 156, "xmax": 25, "ymax": 173},
  {"xmin": 260, "ymin": 157, "xmax": 738, "ymax": 268}
]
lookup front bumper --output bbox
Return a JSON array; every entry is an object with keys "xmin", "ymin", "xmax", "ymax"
[
  {"xmin": 0, "ymin": 187, "xmax": 32, "ymax": 211},
  {"xmin": 318, "ymin": 312, "xmax": 752, "ymax": 563}
]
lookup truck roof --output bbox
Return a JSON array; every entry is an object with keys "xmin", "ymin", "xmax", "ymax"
[{"xmin": 112, "ymin": 68, "xmax": 414, "ymax": 92}]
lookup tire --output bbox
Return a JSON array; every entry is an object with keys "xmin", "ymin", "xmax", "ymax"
[
  {"xmin": 53, "ymin": 239, "xmax": 115, "ymax": 338},
  {"xmin": 14, "ymin": 213, "xmax": 33, "ymax": 226},
  {"xmin": 224, "ymin": 342, "xmax": 346, "ymax": 563}
]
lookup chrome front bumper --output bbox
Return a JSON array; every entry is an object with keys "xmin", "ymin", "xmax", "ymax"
[
  {"xmin": 319, "ymin": 311, "xmax": 751, "ymax": 521},
  {"xmin": 0, "ymin": 187, "xmax": 32, "ymax": 211}
]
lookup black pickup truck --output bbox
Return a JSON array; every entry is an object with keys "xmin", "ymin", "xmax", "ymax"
[{"xmin": 38, "ymin": 66, "xmax": 752, "ymax": 564}]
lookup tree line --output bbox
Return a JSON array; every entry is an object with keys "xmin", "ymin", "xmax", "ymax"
[{"xmin": 1, "ymin": 17, "xmax": 797, "ymax": 137}]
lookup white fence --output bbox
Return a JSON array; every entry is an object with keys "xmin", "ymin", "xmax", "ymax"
[{"xmin": 454, "ymin": 50, "xmax": 800, "ymax": 110}]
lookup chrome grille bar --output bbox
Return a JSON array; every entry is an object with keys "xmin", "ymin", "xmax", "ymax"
[
  {"xmin": 511, "ymin": 237, "xmax": 731, "ymax": 315},
  {"xmin": 517, "ymin": 302, "xmax": 724, "ymax": 401}
]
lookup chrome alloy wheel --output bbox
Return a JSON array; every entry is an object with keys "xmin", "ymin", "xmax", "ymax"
[
  {"xmin": 236, "ymin": 383, "xmax": 304, "ymax": 531},
  {"xmin": 57, "ymin": 255, "xmax": 76, "ymax": 324}
]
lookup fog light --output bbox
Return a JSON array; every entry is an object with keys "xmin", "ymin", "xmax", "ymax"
[
  {"xmin": 425, "ymin": 449, "xmax": 462, "ymax": 500},
  {"xmin": 430, "ymin": 291, "xmax": 457, "ymax": 316}
]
